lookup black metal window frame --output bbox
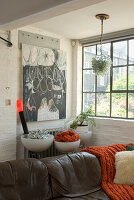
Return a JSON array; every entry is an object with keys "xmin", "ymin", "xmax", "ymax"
[{"xmin": 82, "ymin": 37, "xmax": 134, "ymax": 120}]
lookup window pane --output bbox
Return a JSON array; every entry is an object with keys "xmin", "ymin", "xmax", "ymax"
[
  {"xmin": 112, "ymin": 93, "xmax": 126, "ymax": 117},
  {"xmin": 96, "ymin": 93, "xmax": 110, "ymax": 116},
  {"xmin": 113, "ymin": 41, "xmax": 127, "ymax": 66},
  {"xmin": 129, "ymin": 39, "xmax": 134, "ymax": 64},
  {"xmin": 112, "ymin": 67, "xmax": 127, "ymax": 90},
  {"xmin": 128, "ymin": 66, "xmax": 134, "ymax": 90},
  {"xmin": 97, "ymin": 69, "xmax": 110, "ymax": 92},
  {"xmin": 83, "ymin": 70, "xmax": 95, "ymax": 92},
  {"xmin": 83, "ymin": 93, "xmax": 95, "ymax": 113},
  {"xmin": 128, "ymin": 93, "xmax": 134, "ymax": 118},
  {"xmin": 84, "ymin": 46, "xmax": 96, "ymax": 69},
  {"xmin": 97, "ymin": 43, "xmax": 110, "ymax": 56}
]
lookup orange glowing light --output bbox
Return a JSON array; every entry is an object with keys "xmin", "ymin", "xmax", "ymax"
[{"xmin": 17, "ymin": 100, "xmax": 23, "ymax": 112}]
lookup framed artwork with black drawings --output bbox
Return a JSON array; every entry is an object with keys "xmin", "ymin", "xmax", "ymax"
[{"xmin": 22, "ymin": 44, "xmax": 67, "ymax": 122}]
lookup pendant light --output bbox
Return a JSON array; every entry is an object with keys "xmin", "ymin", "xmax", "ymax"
[{"xmin": 92, "ymin": 14, "xmax": 111, "ymax": 76}]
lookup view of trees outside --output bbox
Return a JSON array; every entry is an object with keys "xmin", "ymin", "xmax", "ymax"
[{"xmin": 83, "ymin": 39, "xmax": 134, "ymax": 118}]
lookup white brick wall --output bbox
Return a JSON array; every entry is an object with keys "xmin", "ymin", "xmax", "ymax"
[
  {"xmin": 0, "ymin": 30, "xmax": 17, "ymax": 161},
  {"xmin": 90, "ymin": 118, "xmax": 134, "ymax": 146}
]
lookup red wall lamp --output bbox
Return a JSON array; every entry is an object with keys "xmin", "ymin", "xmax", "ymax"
[{"xmin": 17, "ymin": 100, "xmax": 29, "ymax": 134}]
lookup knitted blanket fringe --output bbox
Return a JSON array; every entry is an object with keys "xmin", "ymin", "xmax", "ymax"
[{"xmin": 81, "ymin": 143, "xmax": 134, "ymax": 200}]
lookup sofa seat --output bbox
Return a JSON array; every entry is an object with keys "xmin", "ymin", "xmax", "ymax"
[
  {"xmin": 55, "ymin": 189, "xmax": 109, "ymax": 200},
  {"xmin": 42, "ymin": 152, "xmax": 110, "ymax": 200}
]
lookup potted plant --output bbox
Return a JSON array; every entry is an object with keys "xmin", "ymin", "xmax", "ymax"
[
  {"xmin": 70, "ymin": 107, "xmax": 96, "ymax": 146},
  {"xmin": 70, "ymin": 106, "xmax": 96, "ymax": 129}
]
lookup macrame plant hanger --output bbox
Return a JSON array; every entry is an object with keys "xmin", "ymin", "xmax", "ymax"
[{"xmin": 96, "ymin": 14, "xmax": 110, "ymax": 54}]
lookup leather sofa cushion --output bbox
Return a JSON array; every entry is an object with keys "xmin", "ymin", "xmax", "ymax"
[
  {"xmin": 0, "ymin": 159, "xmax": 51, "ymax": 200},
  {"xmin": 42, "ymin": 152, "xmax": 101, "ymax": 199},
  {"xmin": 54, "ymin": 189, "xmax": 110, "ymax": 200}
]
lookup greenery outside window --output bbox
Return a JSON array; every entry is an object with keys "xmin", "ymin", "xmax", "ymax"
[{"xmin": 82, "ymin": 38, "xmax": 134, "ymax": 119}]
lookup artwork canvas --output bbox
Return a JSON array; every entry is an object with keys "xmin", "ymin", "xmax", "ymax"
[{"xmin": 22, "ymin": 44, "xmax": 66, "ymax": 122}]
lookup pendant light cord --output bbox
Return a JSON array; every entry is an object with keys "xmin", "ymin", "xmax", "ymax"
[{"xmin": 100, "ymin": 18, "xmax": 104, "ymax": 55}]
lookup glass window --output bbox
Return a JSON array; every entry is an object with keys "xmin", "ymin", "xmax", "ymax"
[
  {"xmin": 129, "ymin": 39, "xmax": 134, "ymax": 64},
  {"xmin": 97, "ymin": 43, "xmax": 110, "ymax": 56},
  {"xmin": 128, "ymin": 93, "xmax": 134, "ymax": 118},
  {"xmin": 111, "ymin": 93, "xmax": 126, "ymax": 118},
  {"xmin": 96, "ymin": 93, "xmax": 110, "ymax": 116},
  {"xmin": 97, "ymin": 70, "xmax": 110, "ymax": 92},
  {"xmin": 84, "ymin": 46, "xmax": 96, "ymax": 69},
  {"xmin": 128, "ymin": 66, "xmax": 134, "ymax": 90},
  {"xmin": 83, "ymin": 70, "xmax": 95, "ymax": 92},
  {"xmin": 83, "ymin": 38, "xmax": 134, "ymax": 119},
  {"xmin": 113, "ymin": 41, "xmax": 127, "ymax": 66},
  {"xmin": 83, "ymin": 93, "xmax": 95, "ymax": 113},
  {"xmin": 112, "ymin": 67, "xmax": 127, "ymax": 90}
]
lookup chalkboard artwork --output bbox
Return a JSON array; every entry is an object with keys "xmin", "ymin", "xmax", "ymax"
[{"xmin": 22, "ymin": 44, "xmax": 66, "ymax": 122}]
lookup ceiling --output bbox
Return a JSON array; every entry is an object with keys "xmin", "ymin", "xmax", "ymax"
[
  {"xmin": 0, "ymin": 0, "xmax": 72, "ymax": 25},
  {"xmin": 0, "ymin": 0, "xmax": 105, "ymax": 30},
  {"xmin": 32, "ymin": 0, "xmax": 134, "ymax": 39}
]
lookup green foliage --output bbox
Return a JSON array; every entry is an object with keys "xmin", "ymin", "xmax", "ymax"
[
  {"xmin": 92, "ymin": 55, "xmax": 111, "ymax": 76},
  {"xmin": 105, "ymin": 74, "xmax": 134, "ymax": 117},
  {"xmin": 129, "ymin": 75, "xmax": 134, "ymax": 90},
  {"xmin": 70, "ymin": 106, "xmax": 96, "ymax": 129},
  {"xmin": 70, "ymin": 120, "xmax": 78, "ymax": 129},
  {"xmin": 107, "ymin": 75, "xmax": 134, "ymax": 99}
]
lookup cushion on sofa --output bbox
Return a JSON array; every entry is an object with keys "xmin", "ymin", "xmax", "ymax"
[
  {"xmin": 0, "ymin": 159, "xmax": 51, "ymax": 200},
  {"xmin": 42, "ymin": 152, "xmax": 102, "ymax": 199},
  {"xmin": 126, "ymin": 145, "xmax": 134, "ymax": 151},
  {"xmin": 114, "ymin": 151, "xmax": 134, "ymax": 185}
]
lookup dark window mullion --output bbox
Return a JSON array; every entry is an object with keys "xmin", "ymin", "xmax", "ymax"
[
  {"xmin": 112, "ymin": 90, "xmax": 130, "ymax": 93},
  {"xmin": 113, "ymin": 64, "xmax": 134, "ymax": 68},
  {"xmin": 95, "ymin": 76, "xmax": 97, "ymax": 116},
  {"xmin": 126, "ymin": 40, "xmax": 129, "ymax": 118},
  {"xmin": 95, "ymin": 44, "xmax": 97, "ymax": 116},
  {"xmin": 83, "ymin": 91, "xmax": 119, "ymax": 94},
  {"xmin": 83, "ymin": 68, "xmax": 93, "ymax": 70},
  {"xmin": 110, "ymin": 41, "xmax": 113, "ymax": 117},
  {"xmin": 82, "ymin": 46, "xmax": 84, "ymax": 111}
]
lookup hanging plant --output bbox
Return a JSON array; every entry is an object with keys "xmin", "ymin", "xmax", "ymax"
[
  {"xmin": 92, "ymin": 54, "xmax": 111, "ymax": 76},
  {"xmin": 92, "ymin": 14, "xmax": 112, "ymax": 76}
]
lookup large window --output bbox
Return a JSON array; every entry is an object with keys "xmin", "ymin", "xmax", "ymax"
[{"xmin": 82, "ymin": 38, "xmax": 134, "ymax": 119}]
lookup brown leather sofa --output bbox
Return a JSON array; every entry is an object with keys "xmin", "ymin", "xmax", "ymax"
[{"xmin": 0, "ymin": 152, "xmax": 110, "ymax": 200}]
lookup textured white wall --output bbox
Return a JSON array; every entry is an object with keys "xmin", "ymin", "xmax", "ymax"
[
  {"xmin": 90, "ymin": 118, "xmax": 134, "ymax": 146},
  {"xmin": 0, "ymin": 30, "xmax": 18, "ymax": 161}
]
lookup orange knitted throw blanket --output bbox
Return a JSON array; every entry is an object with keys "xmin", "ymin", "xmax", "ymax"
[{"xmin": 81, "ymin": 144, "xmax": 134, "ymax": 200}]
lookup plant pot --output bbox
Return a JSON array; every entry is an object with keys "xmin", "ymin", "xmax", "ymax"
[
  {"xmin": 21, "ymin": 134, "xmax": 54, "ymax": 152},
  {"xmin": 76, "ymin": 125, "xmax": 88, "ymax": 134},
  {"xmin": 79, "ymin": 131, "xmax": 92, "ymax": 146},
  {"xmin": 54, "ymin": 139, "xmax": 80, "ymax": 153},
  {"xmin": 76, "ymin": 125, "xmax": 92, "ymax": 146}
]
